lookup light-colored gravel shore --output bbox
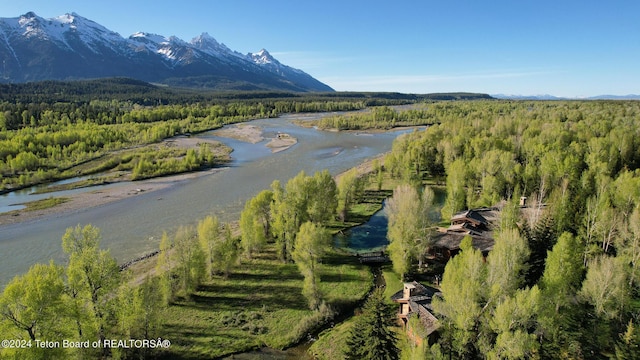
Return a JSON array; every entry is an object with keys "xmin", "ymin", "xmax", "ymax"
[
  {"xmin": 215, "ymin": 124, "xmax": 298, "ymax": 152},
  {"xmin": 0, "ymin": 167, "xmax": 228, "ymax": 226},
  {"xmin": 266, "ymin": 133, "xmax": 298, "ymax": 153},
  {"xmin": 214, "ymin": 124, "xmax": 264, "ymax": 143}
]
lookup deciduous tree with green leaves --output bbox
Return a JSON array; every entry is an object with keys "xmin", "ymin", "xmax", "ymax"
[
  {"xmin": 240, "ymin": 190, "xmax": 273, "ymax": 259},
  {"xmin": 0, "ymin": 261, "xmax": 69, "ymax": 359},
  {"xmin": 336, "ymin": 168, "xmax": 364, "ymax": 222},
  {"xmin": 292, "ymin": 221, "xmax": 330, "ymax": 310},
  {"xmin": 433, "ymin": 237, "xmax": 486, "ymax": 358},
  {"xmin": 211, "ymin": 224, "xmax": 239, "ymax": 278},
  {"xmin": 386, "ymin": 184, "xmax": 435, "ymax": 279},
  {"xmin": 173, "ymin": 225, "xmax": 206, "ymax": 296},
  {"xmin": 62, "ymin": 224, "xmax": 120, "ymax": 357},
  {"xmin": 197, "ymin": 215, "xmax": 219, "ymax": 279}
]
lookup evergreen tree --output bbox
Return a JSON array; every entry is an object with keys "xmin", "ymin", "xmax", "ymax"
[
  {"xmin": 345, "ymin": 288, "xmax": 399, "ymax": 360},
  {"xmin": 614, "ymin": 320, "xmax": 640, "ymax": 360},
  {"xmin": 521, "ymin": 214, "xmax": 556, "ymax": 287}
]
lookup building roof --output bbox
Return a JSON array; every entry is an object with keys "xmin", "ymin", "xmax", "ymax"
[
  {"xmin": 411, "ymin": 301, "xmax": 440, "ymax": 335},
  {"xmin": 391, "ymin": 281, "xmax": 442, "ymax": 337},
  {"xmin": 390, "ymin": 281, "xmax": 440, "ymax": 302},
  {"xmin": 451, "ymin": 209, "xmax": 488, "ymax": 225},
  {"xmin": 432, "ymin": 232, "xmax": 494, "ymax": 253}
]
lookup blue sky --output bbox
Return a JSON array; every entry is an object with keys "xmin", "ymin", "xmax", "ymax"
[{"xmin": 2, "ymin": 0, "xmax": 639, "ymax": 97}]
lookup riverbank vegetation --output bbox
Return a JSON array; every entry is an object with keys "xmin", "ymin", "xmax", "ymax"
[
  {"xmin": 311, "ymin": 105, "xmax": 438, "ymax": 130},
  {"xmin": 0, "ymin": 163, "xmax": 387, "ymax": 359},
  {"xmin": 378, "ymin": 100, "xmax": 640, "ymax": 359},
  {"xmin": 7, "ymin": 196, "xmax": 70, "ymax": 213}
]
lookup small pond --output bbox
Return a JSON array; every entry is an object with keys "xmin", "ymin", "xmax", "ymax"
[{"xmin": 334, "ymin": 204, "xmax": 389, "ymax": 253}]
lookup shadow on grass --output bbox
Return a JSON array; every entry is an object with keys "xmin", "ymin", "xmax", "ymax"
[
  {"xmin": 229, "ymin": 263, "xmax": 304, "ymax": 282},
  {"xmin": 323, "ymin": 252, "xmax": 362, "ymax": 267},
  {"xmin": 320, "ymin": 272, "xmax": 366, "ymax": 283},
  {"xmin": 174, "ymin": 282, "xmax": 309, "ymax": 312},
  {"xmin": 362, "ymin": 189, "xmax": 393, "ymax": 203}
]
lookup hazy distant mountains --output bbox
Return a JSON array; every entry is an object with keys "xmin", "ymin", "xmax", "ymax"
[
  {"xmin": 492, "ymin": 94, "xmax": 640, "ymax": 100},
  {"xmin": 0, "ymin": 12, "xmax": 333, "ymax": 92}
]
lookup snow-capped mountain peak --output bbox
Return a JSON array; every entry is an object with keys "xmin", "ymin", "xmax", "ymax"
[
  {"xmin": 0, "ymin": 11, "xmax": 334, "ymax": 91},
  {"xmin": 12, "ymin": 12, "xmax": 124, "ymax": 53},
  {"xmin": 129, "ymin": 32, "xmax": 169, "ymax": 45},
  {"xmin": 190, "ymin": 32, "xmax": 233, "ymax": 56},
  {"xmin": 249, "ymin": 49, "xmax": 278, "ymax": 65}
]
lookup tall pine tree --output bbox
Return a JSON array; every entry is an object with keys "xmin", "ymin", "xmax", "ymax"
[{"xmin": 345, "ymin": 288, "xmax": 399, "ymax": 360}]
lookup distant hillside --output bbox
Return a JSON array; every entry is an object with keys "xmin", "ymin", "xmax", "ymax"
[{"xmin": 0, "ymin": 78, "xmax": 492, "ymax": 105}]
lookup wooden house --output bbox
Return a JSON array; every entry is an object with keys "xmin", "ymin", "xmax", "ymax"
[
  {"xmin": 429, "ymin": 232, "xmax": 494, "ymax": 260},
  {"xmin": 429, "ymin": 208, "xmax": 496, "ymax": 261},
  {"xmin": 450, "ymin": 209, "xmax": 489, "ymax": 231},
  {"xmin": 390, "ymin": 281, "xmax": 441, "ymax": 343}
]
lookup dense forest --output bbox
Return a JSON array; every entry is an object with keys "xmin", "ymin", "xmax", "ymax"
[{"xmin": 378, "ymin": 100, "xmax": 640, "ymax": 359}]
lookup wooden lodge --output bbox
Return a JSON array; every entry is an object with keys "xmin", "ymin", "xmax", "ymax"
[
  {"xmin": 390, "ymin": 281, "xmax": 441, "ymax": 343},
  {"xmin": 429, "ymin": 208, "xmax": 497, "ymax": 261}
]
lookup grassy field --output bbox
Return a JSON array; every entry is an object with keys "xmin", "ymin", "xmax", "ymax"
[
  {"xmin": 156, "ymin": 246, "xmax": 372, "ymax": 359},
  {"xmin": 5, "ymin": 196, "xmax": 70, "ymax": 214}
]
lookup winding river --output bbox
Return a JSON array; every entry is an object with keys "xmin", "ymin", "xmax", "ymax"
[{"xmin": 0, "ymin": 113, "xmax": 416, "ymax": 286}]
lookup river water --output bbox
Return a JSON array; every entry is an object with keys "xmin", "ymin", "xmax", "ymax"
[{"xmin": 0, "ymin": 113, "xmax": 416, "ymax": 286}]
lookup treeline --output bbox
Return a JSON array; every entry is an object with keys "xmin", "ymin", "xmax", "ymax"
[
  {"xmin": 381, "ymin": 100, "xmax": 640, "ymax": 358},
  {"xmin": 0, "ymin": 105, "xmax": 249, "ymax": 191},
  {"xmin": 315, "ymin": 105, "xmax": 439, "ymax": 130},
  {"xmin": 0, "ymin": 77, "xmax": 491, "ymax": 105}
]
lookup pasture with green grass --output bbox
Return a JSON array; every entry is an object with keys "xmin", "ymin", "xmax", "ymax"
[{"xmin": 158, "ymin": 246, "xmax": 372, "ymax": 359}]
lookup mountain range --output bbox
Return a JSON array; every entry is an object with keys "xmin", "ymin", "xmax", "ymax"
[{"xmin": 0, "ymin": 12, "xmax": 333, "ymax": 92}]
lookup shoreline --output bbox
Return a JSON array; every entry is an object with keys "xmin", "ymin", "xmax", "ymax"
[
  {"xmin": 1, "ymin": 119, "xmax": 388, "ymax": 271},
  {"xmin": 0, "ymin": 167, "xmax": 229, "ymax": 226},
  {"xmin": 123, "ymin": 153, "xmax": 388, "ymax": 273},
  {"xmin": 214, "ymin": 123, "xmax": 298, "ymax": 153}
]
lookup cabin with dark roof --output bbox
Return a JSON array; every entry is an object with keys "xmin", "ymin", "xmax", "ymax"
[
  {"xmin": 429, "ymin": 232, "xmax": 494, "ymax": 260},
  {"xmin": 428, "ymin": 208, "xmax": 497, "ymax": 261},
  {"xmin": 451, "ymin": 209, "xmax": 489, "ymax": 231},
  {"xmin": 391, "ymin": 281, "xmax": 441, "ymax": 343}
]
